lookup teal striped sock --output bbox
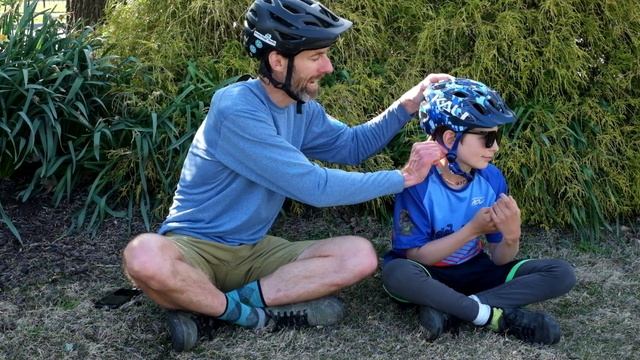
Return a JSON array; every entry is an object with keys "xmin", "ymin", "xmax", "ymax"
[
  {"xmin": 217, "ymin": 294, "xmax": 268, "ymax": 329},
  {"xmin": 225, "ymin": 280, "xmax": 266, "ymax": 308}
]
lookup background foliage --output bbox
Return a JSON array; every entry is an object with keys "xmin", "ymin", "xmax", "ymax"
[
  {"xmin": 100, "ymin": 0, "xmax": 640, "ymax": 239},
  {"xmin": 0, "ymin": 0, "xmax": 114, "ymax": 243},
  {"xmin": 2, "ymin": 0, "xmax": 639, "ymax": 243}
]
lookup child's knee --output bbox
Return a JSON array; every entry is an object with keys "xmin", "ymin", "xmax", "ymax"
[
  {"xmin": 553, "ymin": 259, "xmax": 576, "ymax": 293},
  {"xmin": 382, "ymin": 259, "xmax": 424, "ymax": 290}
]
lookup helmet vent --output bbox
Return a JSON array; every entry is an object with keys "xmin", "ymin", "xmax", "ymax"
[
  {"xmin": 453, "ymin": 91, "xmax": 468, "ymax": 98},
  {"xmin": 487, "ymin": 97, "xmax": 501, "ymax": 111},
  {"xmin": 318, "ymin": 5, "xmax": 340, "ymax": 22},
  {"xmin": 307, "ymin": 17, "xmax": 332, "ymax": 28},
  {"xmin": 282, "ymin": 3, "xmax": 302, "ymax": 14},
  {"xmin": 472, "ymin": 103, "xmax": 488, "ymax": 115},
  {"xmin": 271, "ymin": 13, "xmax": 296, "ymax": 29}
]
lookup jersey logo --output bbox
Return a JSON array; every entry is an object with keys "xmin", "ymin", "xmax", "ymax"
[
  {"xmin": 471, "ymin": 196, "xmax": 485, "ymax": 206},
  {"xmin": 399, "ymin": 209, "xmax": 415, "ymax": 235}
]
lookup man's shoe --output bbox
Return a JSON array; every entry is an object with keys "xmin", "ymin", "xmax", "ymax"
[
  {"xmin": 166, "ymin": 310, "xmax": 220, "ymax": 352},
  {"xmin": 496, "ymin": 308, "xmax": 561, "ymax": 345},
  {"xmin": 265, "ymin": 296, "xmax": 345, "ymax": 328},
  {"xmin": 418, "ymin": 305, "xmax": 459, "ymax": 341}
]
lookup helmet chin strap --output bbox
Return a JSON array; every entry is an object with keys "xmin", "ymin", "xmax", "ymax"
[
  {"xmin": 443, "ymin": 133, "xmax": 475, "ymax": 182},
  {"xmin": 260, "ymin": 55, "xmax": 305, "ymax": 113}
]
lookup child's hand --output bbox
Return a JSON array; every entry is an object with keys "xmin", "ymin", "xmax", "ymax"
[
  {"xmin": 401, "ymin": 141, "xmax": 446, "ymax": 188},
  {"xmin": 467, "ymin": 207, "xmax": 497, "ymax": 236},
  {"xmin": 490, "ymin": 194, "xmax": 521, "ymax": 242}
]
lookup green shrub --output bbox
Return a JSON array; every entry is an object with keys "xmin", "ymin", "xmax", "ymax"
[
  {"xmin": 0, "ymin": 0, "xmax": 115, "ymax": 243},
  {"xmin": 97, "ymin": 0, "xmax": 640, "ymax": 240},
  {"xmin": 4, "ymin": 0, "xmax": 634, "ymax": 242},
  {"xmin": 72, "ymin": 58, "xmax": 247, "ymax": 233},
  {"xmin": 408, "ymin": 0, "xmax": 640, "ymax": 239}
]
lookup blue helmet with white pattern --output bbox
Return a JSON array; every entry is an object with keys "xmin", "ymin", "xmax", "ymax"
[
  {"xmin": 418, "ymin": 78, "xmax": 516, "ymax": 181},
  {"xmin": 419, "ymin": 78, "xmax": 516, "ymax": 136}
]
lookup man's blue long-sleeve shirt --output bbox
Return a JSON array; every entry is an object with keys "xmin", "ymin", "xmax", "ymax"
[{"xmin": 159, "ymin": 79, "xmax": 411, "ymax": 245}]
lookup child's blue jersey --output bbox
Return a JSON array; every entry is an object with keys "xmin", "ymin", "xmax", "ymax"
[{"xmin": 385, "ymin": 164, "xmax": 508, "ymax": 266}]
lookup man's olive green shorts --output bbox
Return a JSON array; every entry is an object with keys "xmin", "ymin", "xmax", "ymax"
[{"xmin": 167, "ymin": 233, "xmax": 315, "ymax": 292}]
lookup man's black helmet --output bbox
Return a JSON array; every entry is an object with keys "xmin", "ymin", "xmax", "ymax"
[{"xmin": 243, "ymin": 0, "xmax": 352, "ymax": 58}]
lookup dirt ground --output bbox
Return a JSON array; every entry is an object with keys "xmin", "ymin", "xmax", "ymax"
[{"xmin": 2, "ymin": 177, "xmax": 640, "ymax": 360}]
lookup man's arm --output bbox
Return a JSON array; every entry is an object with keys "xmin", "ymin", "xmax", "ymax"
[{"xmin": 302, "ymin": 73, "xmax": 453, "ymax": 166}]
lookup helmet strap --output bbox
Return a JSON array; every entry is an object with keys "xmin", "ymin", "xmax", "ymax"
[
  {"xmin": 260, "ymin": 54, "xmax": 305, "ymax": 113},
  {"xmin": 444, "ymin": 133, "xmax": 474, "ymax": 182}
]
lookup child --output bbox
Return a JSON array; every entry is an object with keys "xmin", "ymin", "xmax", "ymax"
[{"xmin": 382, "ymin": 78, "xmax": 576, "ymax": 345}]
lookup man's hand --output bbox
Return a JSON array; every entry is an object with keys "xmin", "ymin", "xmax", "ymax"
[
  {"xmin": 399, "ymin": 73, "xmax": 454, "ymax": 114},
  {"xmin": 490, "ymin": 194, "xmax": 522, "ymax": 243},
  {"xmin": 401, "ymin": 141, "xmax": 446, "ymax": 188},
  {"xmin": 466, "ymin": 207, "xmax": 498, "ymax": 237}
]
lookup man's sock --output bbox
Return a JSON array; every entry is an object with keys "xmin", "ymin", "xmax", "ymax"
[
  {"xmin": 217, "ymin": 293, "xmax": 268, "ymax": 329},
  {"xmin": 225, "ymin": 280, "xmax": 267, "ymax": 308}
]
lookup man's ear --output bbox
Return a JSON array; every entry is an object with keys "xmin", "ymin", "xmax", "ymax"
[
  {"xmin": 268, "ymin": 51, "xmax": 287, "ymax": 73},
  {"xmin": 442, "ymin": 129, "xmax": 457, "ymax": 147}
]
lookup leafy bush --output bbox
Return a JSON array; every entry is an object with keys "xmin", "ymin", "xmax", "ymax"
[
  {"xmin": 4, "ymin": 0, "xmax": 637, "ymax": 243},
  {"xmin": 73, "ymin": 59, "xmax": 248, "ymax": 233},
  {"xmin": 408, "ymin": 0, "xmax": 640, "ymax": 239},
  {"xmin": 98, "ymin": 0, "xmax": 639, "ymax": 240},
  {"xmin": 1, "ymin": 0, "xmax": 246, "ymax": 244},
  {"xmin": 0, "ymin": 0, "xmax": 115, "ymax": 243}
]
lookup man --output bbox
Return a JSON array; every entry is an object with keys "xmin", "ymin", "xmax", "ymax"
[{"xmin": 122, "ymin": 0, "xmax": 452, "ymax": 352}]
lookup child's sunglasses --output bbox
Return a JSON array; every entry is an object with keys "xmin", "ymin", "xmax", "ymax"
[{"xmin": 464, "ymin": 129, "xmax": 501, "ymax": 148}]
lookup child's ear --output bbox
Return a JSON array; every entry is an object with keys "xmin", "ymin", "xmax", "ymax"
[{"xmin": 442, "ymin": 130, "xmax": 457, "ymax": 147}]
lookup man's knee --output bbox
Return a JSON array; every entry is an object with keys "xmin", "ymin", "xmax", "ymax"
[
  {"xmin": 123, "ymin": 233, "xmax": 175, "ymax": 288},
  {"xmin": 347, "ymin": 236, "xmax": 378, "ymax": 277}
]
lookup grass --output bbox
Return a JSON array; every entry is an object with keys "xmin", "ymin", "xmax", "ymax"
[{"xmin": 1, "ymin": 201, "xmax": 639, "ymax": 360}]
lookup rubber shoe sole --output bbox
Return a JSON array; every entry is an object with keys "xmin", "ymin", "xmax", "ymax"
[
  {"xmin": 166, "ymin": 311, "xmax": 198, "ymax": 352},
  {"xmin": 265, "ymin": 296, "xmax": 345, "ymax": 327}
]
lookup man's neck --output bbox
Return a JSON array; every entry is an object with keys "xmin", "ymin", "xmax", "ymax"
[{"xmin": 260, "ymin": 78, "xmax": 295, "ymax": 108}]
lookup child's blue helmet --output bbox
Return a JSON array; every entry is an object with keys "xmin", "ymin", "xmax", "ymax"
[
  {"xmin": 418, "ymin": 78, "xmax": 517, "ymax": 181},
  {"xmin": 419, "ymin": 78, "xmax": 516, "ymax": 135}
]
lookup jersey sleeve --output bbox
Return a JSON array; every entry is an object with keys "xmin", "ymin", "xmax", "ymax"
[
  {"xmin": 301, "ymin": 101, "xmax": 412, "ymax": 165},
  {"xmin": 211, "ymin": 87, "xmax": 404, "ymax": 207},
  {"xmin": 391, "ymin": 182, "xmax": 431, "ymax": 251}
]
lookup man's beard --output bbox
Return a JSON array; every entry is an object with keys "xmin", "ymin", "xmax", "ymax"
[{"xmin": 290, "ymin": 73, "xmax": 321, "ymax": 102}]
